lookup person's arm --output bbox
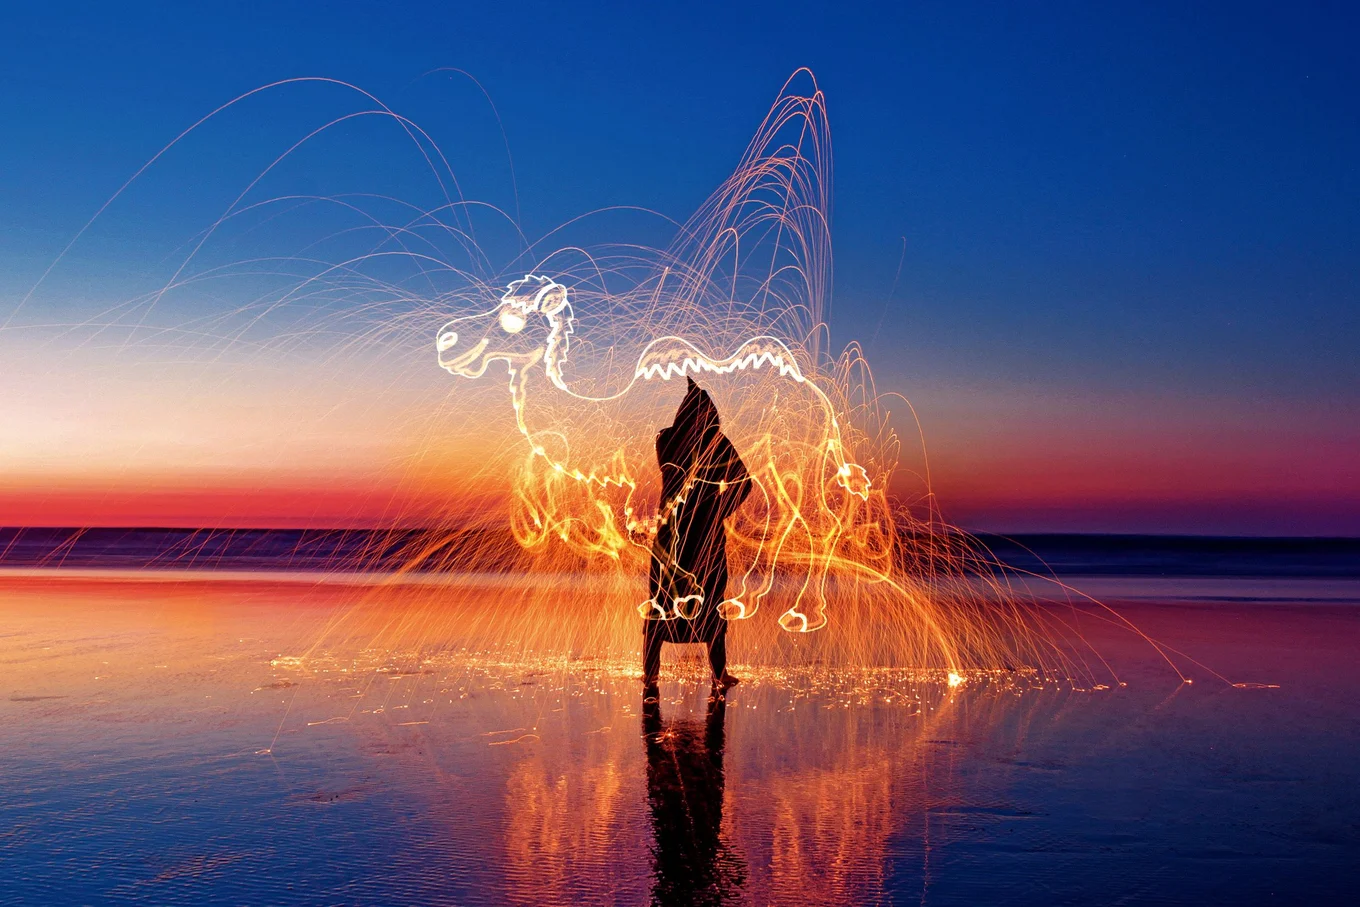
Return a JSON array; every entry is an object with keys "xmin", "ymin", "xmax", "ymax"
[
  {"xmin": 712, "ymin": 434, "xmax": 753, "ymax": 507},
  {"xmin": 655, "ymin": 428, "xmax": 694, "ymax": 529}
]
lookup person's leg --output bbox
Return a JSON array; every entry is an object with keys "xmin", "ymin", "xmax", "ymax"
[
  {"xmin": 704, "ymin": 568, "xmax": 738, "ymax": 686},
  {"xmin": 643, "ymin": 622, "xmax": 664, "ymax": 684},
  {"xmin": 707, "ymin": 626, "xmax": 730, "ymax": 682}
]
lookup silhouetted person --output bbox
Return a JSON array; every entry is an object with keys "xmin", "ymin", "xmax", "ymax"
[
  {"xmin": 643, "ymin": 692, "xmax": 744, "ymax": 905},
  {"xmin": 643, "ymin": 378, "xmax": 752, "ymax": 686}
]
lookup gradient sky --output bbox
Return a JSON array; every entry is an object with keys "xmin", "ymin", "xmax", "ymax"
[{"xmin": 2, "ymin": 1, "xmax": 1357, "ymax": 533}]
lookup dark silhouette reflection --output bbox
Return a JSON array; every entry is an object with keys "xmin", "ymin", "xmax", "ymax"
[
  {"xmin": 644, "ymin": 377, "xmax": 752, "ymax": 685},
  {"xmin": 643, "ymin": 692, "xmax": 746, "ymax": 906}
]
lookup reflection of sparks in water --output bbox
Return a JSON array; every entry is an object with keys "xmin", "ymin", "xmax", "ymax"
[
  {"xmin": 482, "ymin": 664, "xmax": 1070, "ymax": 907},
  {"xmin": 258, "ymin": 622, "xmax": 1063, "ymax": 906},
  {"xmin": 0, "ymin": 576, "xmax": 1307, "ymax": 904}
]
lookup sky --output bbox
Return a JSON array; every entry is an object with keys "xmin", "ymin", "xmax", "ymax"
[{"xmin": 1, "ymin": 1, "xmax": 1357, "ymax": 534}]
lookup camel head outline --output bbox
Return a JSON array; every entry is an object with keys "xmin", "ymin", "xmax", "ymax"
[{"xmin": 437, "ymin": 275, "xmax": 572, "ymax": 385}]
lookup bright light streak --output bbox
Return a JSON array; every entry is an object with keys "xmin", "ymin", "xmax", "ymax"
[
  {"xmin": 16, "ymin": 68, "xmax": 1214, "ymax": 688},
  {"xmin": 402, "ymin": 72, "xmax": 1196, "ymax": 685}
]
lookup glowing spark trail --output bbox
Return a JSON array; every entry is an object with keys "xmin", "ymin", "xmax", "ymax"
[
  {"xmin": 14, "ymin": 68, "xmax": 1216, "ymax": 688},
  {"xmin": 410, "ymin": 72, "xmax": 1102, "ymax": 680},
  {"xmin": 390, "ymin": 71, "xmax": 1199, "ymax": 685}
]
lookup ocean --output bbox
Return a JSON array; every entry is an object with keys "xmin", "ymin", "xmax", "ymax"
[{"xmin": 1, "ymin": 529, "xmax": 1357, "ymax": 904}]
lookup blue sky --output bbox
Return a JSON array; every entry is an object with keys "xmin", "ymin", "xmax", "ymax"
[{"xmin": 2, "ymin": 1, "xmax": 1357, "ymax": 532}]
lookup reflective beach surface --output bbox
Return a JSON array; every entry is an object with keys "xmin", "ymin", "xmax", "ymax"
[{"xmin": 3, "ymin": 574, "xmax": 1359, "ymax": 905}]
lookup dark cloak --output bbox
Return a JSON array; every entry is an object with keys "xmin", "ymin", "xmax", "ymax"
[{"xmin": 647, "ymin": 378, "xmax": 752, "ymax": 641}]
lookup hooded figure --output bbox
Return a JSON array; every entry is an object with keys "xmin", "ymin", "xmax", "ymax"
[{"xmin": 644, "ymin": 377, "xmax": 752, "ymax": 686}]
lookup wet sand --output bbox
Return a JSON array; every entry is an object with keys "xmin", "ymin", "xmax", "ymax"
[{"xmin": 2, "ymin": 574, "xmax": 1358, "ymax": 905}]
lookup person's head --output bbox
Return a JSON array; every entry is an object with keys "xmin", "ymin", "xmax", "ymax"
[
  {"xmin": 673, "ymin": 376, "xmax": 719, "ymax": 433},
  {"xmin": 657, "ymin": 377, "xmax": 721, "ymax": 465}
]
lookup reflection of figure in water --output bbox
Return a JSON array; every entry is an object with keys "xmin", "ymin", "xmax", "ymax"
[
  {"xmin": 643, "ymin": 693, "xmax": 744, "ymax": 905},
  {"xmin": 643, "ymin": 378, "xmax": 753, "ymax": 687}
]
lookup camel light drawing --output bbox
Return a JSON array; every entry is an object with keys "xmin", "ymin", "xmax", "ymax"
[{"xmin": 437, "ymin": 274, "xmax": 874, "ymax": 633}]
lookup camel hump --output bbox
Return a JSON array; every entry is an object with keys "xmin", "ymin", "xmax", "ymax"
[{"xmin": 634, "ymin": 336, "xmax": 807, "ymax": 384}]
